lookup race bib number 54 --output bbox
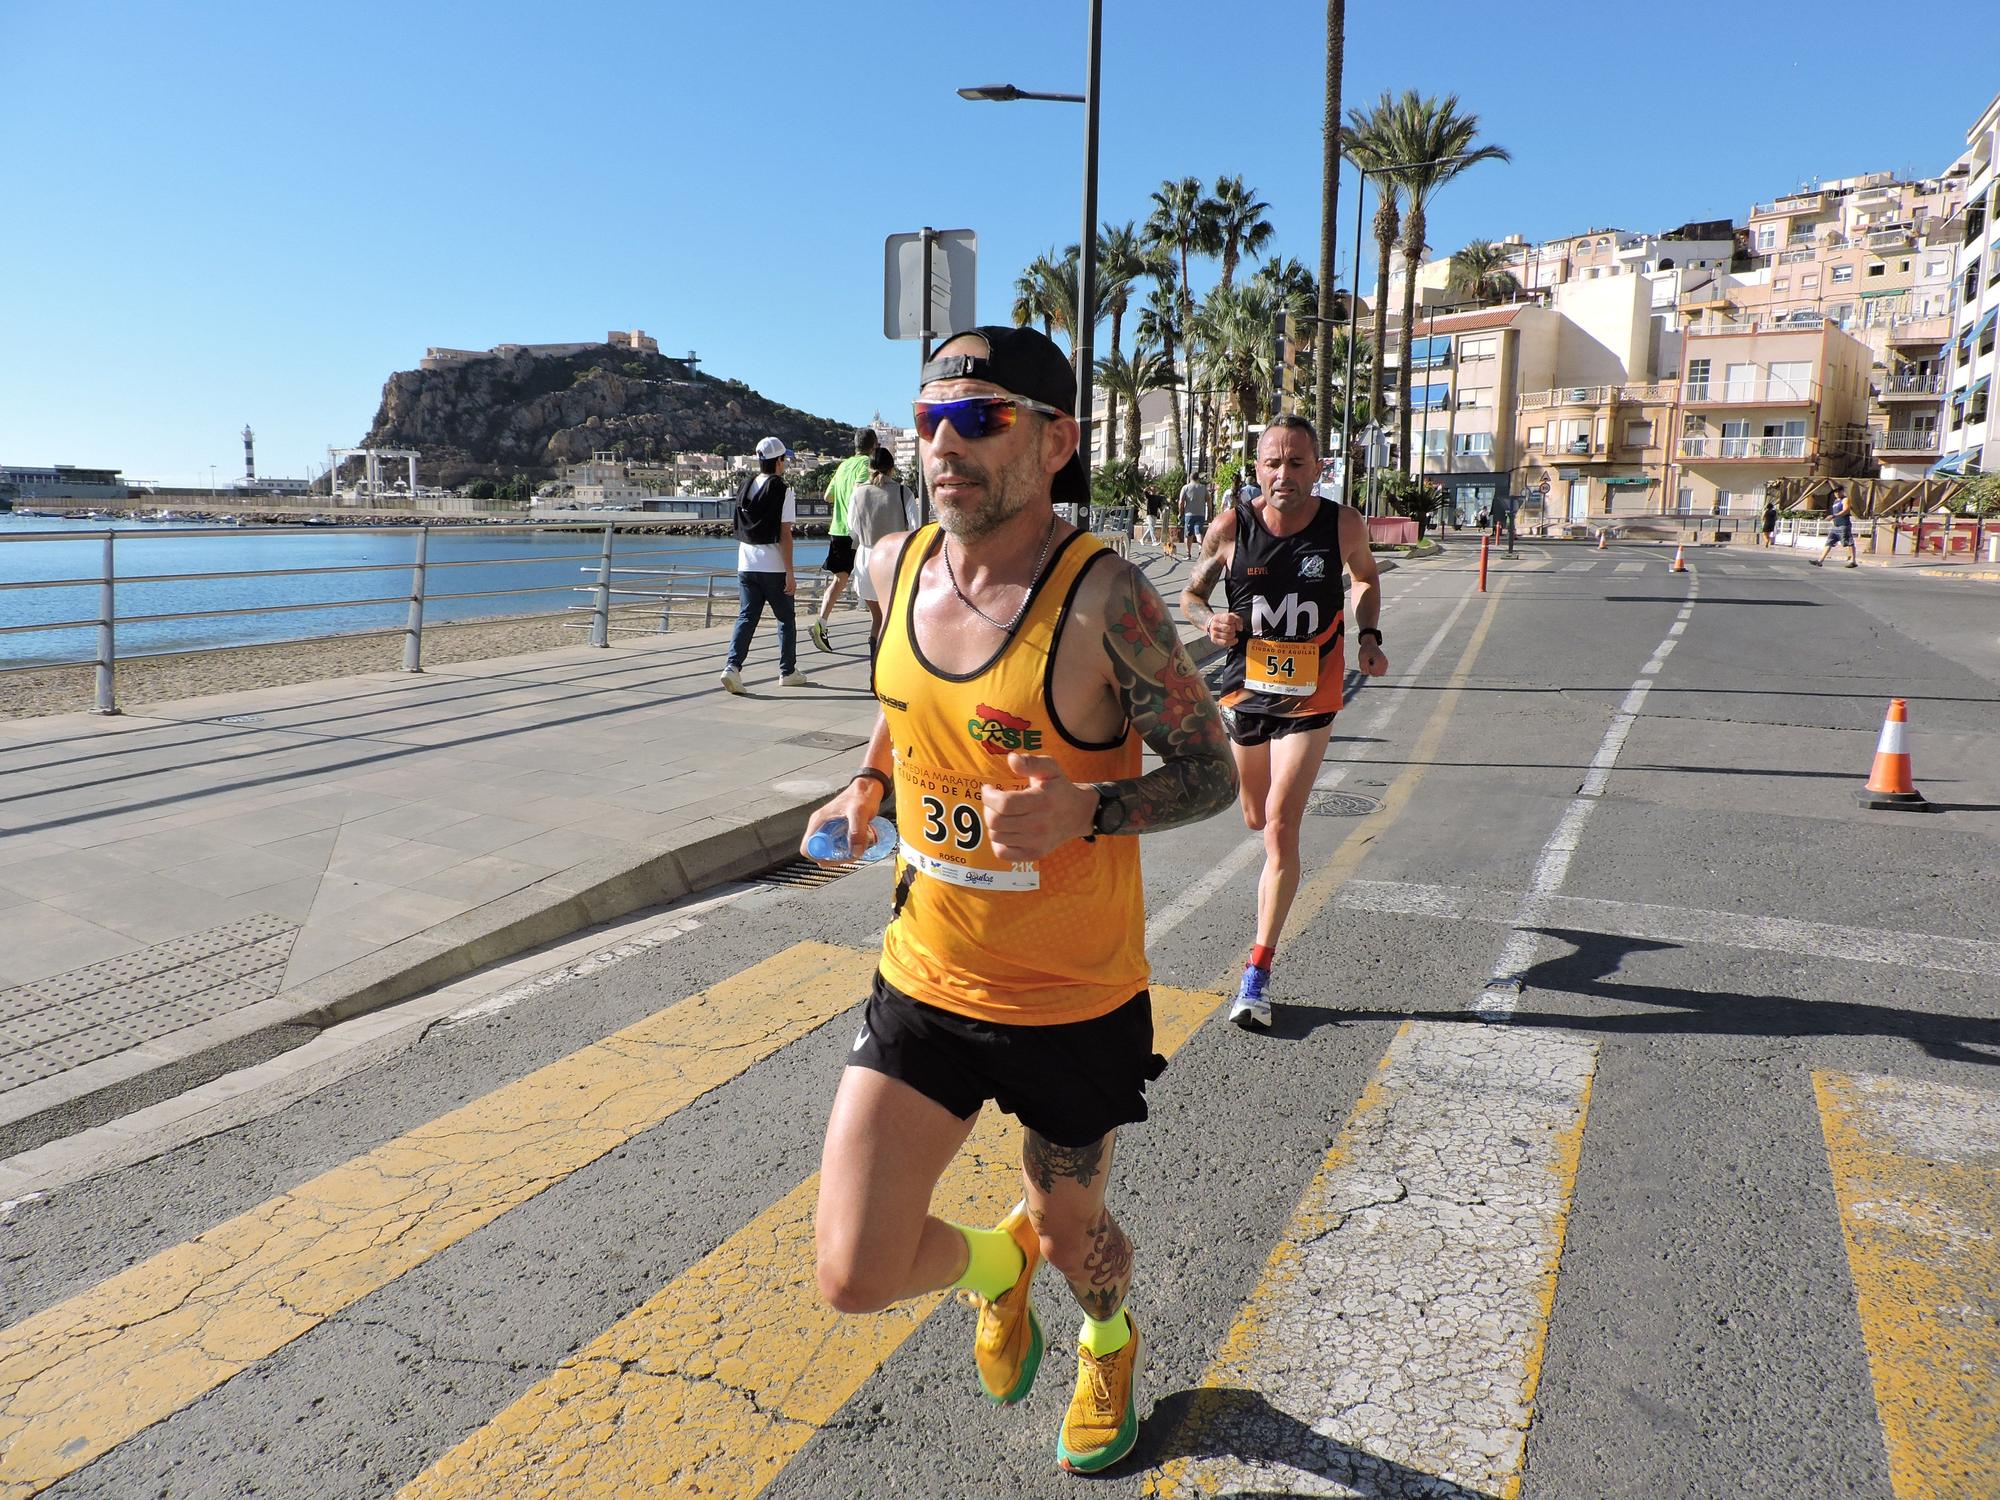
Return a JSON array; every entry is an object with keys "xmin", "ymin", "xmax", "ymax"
[
  {"xmin": 1247, "ymin": 637, "xmax": 1318, "ymax": 697},
  {"xmin": 894, "ymin": 759, "xmax": 1040, "ymax": 891}
]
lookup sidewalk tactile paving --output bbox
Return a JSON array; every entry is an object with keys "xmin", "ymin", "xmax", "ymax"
[{"xmin": 0, "ymin": 914, "xmax": 299, "ymax": 1094}]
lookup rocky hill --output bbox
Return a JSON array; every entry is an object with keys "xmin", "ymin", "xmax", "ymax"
[{"xmin": 349, "ymin": 345, "xmax": 856, "ymax": 489}]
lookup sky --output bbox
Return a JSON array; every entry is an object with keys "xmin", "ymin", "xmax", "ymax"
[{"xmin": 3, "ymin": 1, "xmax": 1995, "ymax": 486}]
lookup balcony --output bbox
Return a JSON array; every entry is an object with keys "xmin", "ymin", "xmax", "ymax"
[
  {"xmin": 1679, "ymin": 436, "xmax": 1810, "ymax": 460},
  {"xmin": 1866, "ymin": 225, "xmax": 1915, "ymax": 250},
  {"xmin": 1886, "ymin": 313, "xmax": 1952, "ymax": 345},
  {"xmin": 1879, "ymin": 371, "xmax": 1945, "ymax": 398},
  {"xmin": 1682, "ymin": 377, "xmax": 1821, "ymax": 406},
  {"xmin": 1875, "ymin": 428, "xmax": 1942, "ymax": 454},
  {"xmin": 1752, "ymin": 192, "xmax": 1823, "ymax": 218},
  {"xmin": 1778, "ymin": 247, "xmax": 1819, "ymax": 265},
  {"xmin": 1519, "ymin": 381, "xmax": 1676, "ymax": 411}
]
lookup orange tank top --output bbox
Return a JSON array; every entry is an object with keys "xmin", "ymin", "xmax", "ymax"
[{"xmin": 873, "ymin": 524, "xmax": 1147, "ymax": 1026}]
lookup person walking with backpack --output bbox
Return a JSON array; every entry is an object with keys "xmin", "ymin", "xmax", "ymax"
[
  {"xmin": 719, "ymin": 436, "xmax": 813, "ymax": 693},
  {"xmin": 846, "ymin": 447, "xmax": 916, "ymax": 647}
]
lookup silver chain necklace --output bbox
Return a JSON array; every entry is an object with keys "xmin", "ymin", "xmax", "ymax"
[{"xmin": 941, "ymin": 514, "xmax": 1058, "ymax": 632}]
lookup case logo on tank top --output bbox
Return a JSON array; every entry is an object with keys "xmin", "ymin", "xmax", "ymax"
[
  {"xmin": 966, "ymin": 703, "xmax": 1044, "ymax": 755},
  {"xmin": 1250, "ymin": 594, "xmax": 1321, "ymax": 638}
]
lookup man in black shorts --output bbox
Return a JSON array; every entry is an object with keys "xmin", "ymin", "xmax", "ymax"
[
  {"xmin": 1811, "ymin": 485, "xmax": 1859, "ymax": 568},
  {"xmin": 811, "ymin": 426, "xmax": 877, "ymax": 651},
  {"xmin": 1183, "ymin": 414, "xmax": 1387, "ymax": 1028},
  {"xmin": 801, "ymin": 325, "xmax": 1236, "ymax": 1472}
]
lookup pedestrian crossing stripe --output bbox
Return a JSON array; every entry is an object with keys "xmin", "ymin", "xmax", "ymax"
[
  {"xmin": 1614, "ymin": 561, "xmax": 1647, "ymax": 573},
  {"xmin": 1146, "ymin": 1020, "xmax": 1597, "ymax": 1498},
  {"xmin": 0, "ymin": 943, "xmax": 878, "ymax": 1498},
  {"xmin": 1815, "ymin": 1070, "xmax": 2000, "ymax": 1498},
  {"xmin": 395, "ymin": 984, "xmax": 1224, "ymax": 1499}
]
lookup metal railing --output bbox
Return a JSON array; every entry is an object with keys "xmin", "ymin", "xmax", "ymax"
[
  {"xmin": 1678, "ymin": 436, "xmax": 1809, "ymax": 460},
  {"xmin": 1881, "ymin": 371, "xmax": 1946, "ymax": 395},
  {"xmin": 1682, "ymin": 377, "xmax": 1820, "ymax": 405},
  {"xmin": 1876, "ymin": 429, "xmax": 1942, "ymax": 452},
  {"xmin": 1519, "ymin": 381, "xmax": 1676, "ymax": 410},
  {"xmin": 0, "ymin": 521, "xmax": 795, "ymax": 716}
]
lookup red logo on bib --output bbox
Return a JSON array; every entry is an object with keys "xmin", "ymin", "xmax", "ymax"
[{"xmin": 967, "ymin": 704, "xmax": 1043, "ymax": 755}]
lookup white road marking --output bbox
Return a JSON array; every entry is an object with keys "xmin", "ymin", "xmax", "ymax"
[
  {"xmin": 1336, "ymin": 880, "xmax": 2000, "ymax": 978},
  {"xmin": 1615, "ymin": 561, "xmax": 1646, "ymax": 573},
  {"xmin": 1560, "ymin": 560, "xmax": 1598, "ymax": 572},
  {"xmin": 1154, "ymin": 1020, "xmax": 1597, "ymax": 1499},
  {"xmin": 1479, "ymin": 570, "xmax": 1699, "ymax": 1012}
]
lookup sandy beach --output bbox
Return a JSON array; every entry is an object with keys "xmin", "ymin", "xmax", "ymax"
[{"xmin": 0, "ymin": 601, "xmax": 725, "ymax": 720}]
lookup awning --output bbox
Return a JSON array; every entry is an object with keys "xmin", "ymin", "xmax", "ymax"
[
  {"xmin": 1971, "ymin": 375, "xmax": 1992, "ymax": 399},
  {"xmin": 1981, "ymin": 309, "xmax": 1998, "ymax": 339},
  {"xmin": 1603, "ymin": 475, "xmax": 1655, "ymax": 488},
  {"xmin": 1859, "ymin": 287, "xmax": 1907, "ymax": 299},
  {"xmin": 1930, "ymin": 450, "xmax": 1966, "ymax": 476}
]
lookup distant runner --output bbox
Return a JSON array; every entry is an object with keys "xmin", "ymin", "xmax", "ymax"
[
  {"xmin": 1810, "ymin": 486, "xmax": 1859, "ymax": 569},
  {"xmin": 803, "ymin": 325, "xmax": 1236, "ymax": 1474},
  {"xmin": 811, "ymin": 426, "xmax": 878, "ymax": 652},
  {"xmin": 1182, "ymin": 414, "xmax": 1388, "ymax": 1028}
]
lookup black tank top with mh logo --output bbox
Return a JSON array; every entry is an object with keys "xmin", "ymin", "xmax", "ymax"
[{"xmin": 1216, "ymin": 498, "xmax": 1346, "ymax": 718}]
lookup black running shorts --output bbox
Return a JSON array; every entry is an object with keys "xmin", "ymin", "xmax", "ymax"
[
  {"xmin": 824, "ymin": 535, "xmax": 857, "ymax": 574},
  {"xmin": 1221, "ymin": 706, "xmax": 1337, "ymax": 748},
  {"xmin": 847, "ymin": 972, "xmax": 1166, "ymax": 1147}
]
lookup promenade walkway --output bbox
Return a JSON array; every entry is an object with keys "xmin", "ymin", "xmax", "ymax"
[{"xmin": 0, "ymin": 544, "xmax": 1201, "ymax": 1147}]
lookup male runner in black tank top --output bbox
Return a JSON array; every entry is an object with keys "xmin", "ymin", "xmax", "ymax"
[{"xmin": 1181, "ymin": 415, "xmax": 1388, "ymax": 1027}]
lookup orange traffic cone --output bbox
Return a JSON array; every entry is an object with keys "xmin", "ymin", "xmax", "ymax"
[
  {"xmin": 1671, "ymin": 544, "xmax": 1687, "ymax": 573},
  {"xmin": 1597, "ymin": 531, "xmax": 1608, "ymax": 550},
  {"xmin": 1856, "ymin": 699, "xmax": 1933, "ymax": 811}
]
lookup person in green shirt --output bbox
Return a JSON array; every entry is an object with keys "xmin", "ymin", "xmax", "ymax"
[{"xmin": 811, "ymin": 426, "xmax": 879, "ymax": 652}]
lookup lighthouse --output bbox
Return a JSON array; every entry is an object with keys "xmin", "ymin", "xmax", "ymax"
[{"xmin": 242, "ymin": 425, "xmax": 256, "ymax": 487}]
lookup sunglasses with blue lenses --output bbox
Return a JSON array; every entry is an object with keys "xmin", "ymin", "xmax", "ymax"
[{"xmin": 912, "ymin": 395, "xmax": 1069, "ymax": 442}]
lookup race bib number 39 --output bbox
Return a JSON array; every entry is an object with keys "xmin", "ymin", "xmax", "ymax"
[
  {"xmin": 1247, "ymin": 637, "xmax": 1318, "ymax": 697},
  {"xmin": 894, "ymin": 759, "xmax": 1040, "ymax": 891}
]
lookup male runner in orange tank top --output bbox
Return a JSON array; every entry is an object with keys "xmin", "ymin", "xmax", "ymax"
[
  {"xmin": 1182, "ymin": 417, "xmax": 1389, "ymax": 1028},
  {"xmin": 800, "ymin": 326, "xmax": 1235, "ymax": 1474}
]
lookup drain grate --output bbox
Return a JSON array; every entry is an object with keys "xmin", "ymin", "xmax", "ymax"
[
  {"xmin": 757, "ymin": 858, "xmax": 860, "ymax": 889},
  {"xmin": 781, "ymin": 730, "xmax": 870, "ymax": 752},
  {"xmin": 1306, "ymin": 790, "xmax": 1382, "ymax": 818}
]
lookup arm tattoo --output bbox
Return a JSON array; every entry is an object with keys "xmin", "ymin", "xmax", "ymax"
[
  {"xmin": 1181, "ymin": 543, "xmax": 1225, "ymax": 630},
  {"xmin": 1095, "ymin": 565, "xmax": 1238, "ymax": 836},
  {"xmin": 1025, "ymin": 1131, "xmax": 1107, "ymax": 1193}
]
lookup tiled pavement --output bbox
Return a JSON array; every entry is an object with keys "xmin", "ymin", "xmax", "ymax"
[{"xmin": 0, "ymin": 546, "xmax": 1203, "ymax": 1136}]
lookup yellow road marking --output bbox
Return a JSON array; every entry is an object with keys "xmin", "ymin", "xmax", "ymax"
[
  {"xmin": 397, "ymin": 985, "xmax": 1221, "ymax": 1499},
  {"xmin": 1815, "ymin": 1070, "xmax": 2000, "ymax": 1497},
  {"xmin": 0, "ymin": 942, "xmax": 876, "ymax": 1499}
]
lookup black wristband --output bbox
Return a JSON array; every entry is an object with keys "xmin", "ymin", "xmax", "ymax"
[
  {"xmin": 850, "ymin": 768, "xmax": 891, "ymax": 795},
  {"xmin": 1088, "ymin": 786, "xmax": 1122, "ymax": 840},
  {"xmin": 1358, "ymin": 627, "xmax": 1384, "ymax": 645}
]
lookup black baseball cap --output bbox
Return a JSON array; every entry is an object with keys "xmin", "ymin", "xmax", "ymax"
[{"xmin": 919, "ymin": 325, "xmax": 1086, "ymax": 503}]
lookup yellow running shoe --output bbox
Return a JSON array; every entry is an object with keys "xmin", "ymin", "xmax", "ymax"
[
  {"xmin": 1056, "ymin": 1316, "xmax": 1142, "ymax": 1474},
  {"xmin": 973, "ymin": 1200, "xmax": 1044, "ymax": 1405}
]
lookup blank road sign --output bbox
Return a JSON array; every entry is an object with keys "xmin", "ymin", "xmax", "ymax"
[{"xmin": 885, "ymin": 229, "xmax": 977, "ymax": 341}]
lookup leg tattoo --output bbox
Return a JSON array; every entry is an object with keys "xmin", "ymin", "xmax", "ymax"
[
  {"xmin": 1071, "ymin": 1207, "xmax": 1133, "ymax": 1322},
  {"xmin": 1024, "ymin": 1131, "xmax": 1107, "ymax": 1194}
]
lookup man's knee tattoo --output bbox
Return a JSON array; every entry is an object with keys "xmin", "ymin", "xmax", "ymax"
[{"xmin": 1024, "ymin": 1131, "xmax": 1107, "ymax": 1193}]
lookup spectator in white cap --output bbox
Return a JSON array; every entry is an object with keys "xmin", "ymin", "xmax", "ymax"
[{"xmin": 719, "ymin": 436, "xmax": 812, "ymax": 693}]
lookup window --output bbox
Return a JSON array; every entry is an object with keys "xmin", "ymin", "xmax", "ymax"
[
  {"xmin": 1411, "ymin": 382, "xmax": 1449, "ymax": 411},
  {"xmin": 1408, "ymin": 335, "xmax": 1453, "ymax": 369},
  {"xmin": 1802, "ymin": 273, "xmax": 1820, "ymax": 289},
  {"xmin": 1755, "ymin": 227, "xmax": 1778, "ymax": 251},
  {"xmin": 1558, "ymin": 418, "xmax": 1591, "ymax": 453},
  {"xmin": 1423, "ymin": 430, "xmax": 1448, "ymax": 458},
  {"xmin": 1770, "ymin": 361, "xmax": 1812, "ymax": 399},
  {"xmin": 1458, "ymin": 386, "xmax": 1492, "ymax": 408},
  {"xmin": 1685, "ymin": 358, "xmax": 1711, "ymax": 398},
  {"xmin": 1458, "ymin": 335, "xmax": 1497, "ymax": 360},
  {"xmin": 1676, "ymin": 486, "xmax": 1697, "ymax": 513},
  {"xmin": 1724, "ymin": 362, "xmax": 1757, "ymax": 400},
  {"xmin": 1455, "ymin": 433, "xmax": 1493, "ymax": 456},
  {"xmin": 1927, "ymin": 258, "xmax": 1948, "ymax": 276},
  {"xmin": 1832, "ymin": 265, "xmax": 1855, "ymax": 283},
  {"xmin": 1624, "ymin": 421, "xmax": 1654, "ymax": 447},
  {"xmin": 1774, "ymin": 279, "xmax": 1790, "ymax": 292},
  {"xmin": 1527, "ymin": 425, "xmax": 1545, "ymax": 448},
  {"xmin": 1867, "ymin": 263, "xmax": 1886, "ymax": 278}
]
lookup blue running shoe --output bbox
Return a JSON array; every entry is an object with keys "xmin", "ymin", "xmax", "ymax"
[{"xmin": 1229, "ymin": 965, "xmax": 1271, "ymax": 1029}]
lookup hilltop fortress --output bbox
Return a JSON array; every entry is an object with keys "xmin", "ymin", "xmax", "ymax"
[{"xmin": 420, "ymin": 329, "xmax": 661, "ymax": 372}]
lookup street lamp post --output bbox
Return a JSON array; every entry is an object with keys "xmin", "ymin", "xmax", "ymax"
[{"xmin": 957, "ymin": 0, "xmax": 1103, "ymax": 511}]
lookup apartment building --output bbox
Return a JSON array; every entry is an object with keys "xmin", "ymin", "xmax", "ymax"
[
  {"xmin": 1401, "ymin": 302, "xmax": 1559, "ymax": 522},
  {"xmin": 1672, "ymin": 323, "xmax": 1873, "ymax": 515},
  {"xmin": 1939, "ymin": 93, "xmax": 1999, "ymax": 478}
]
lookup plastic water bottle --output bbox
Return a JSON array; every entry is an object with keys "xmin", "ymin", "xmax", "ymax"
[{"xmin": 805, "ymin": 816, "xmax": 898, "ymax": 865}]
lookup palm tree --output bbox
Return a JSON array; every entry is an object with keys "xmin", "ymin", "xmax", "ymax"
[
  {"xmin": 1447, "ymin": 239, "xmax": 1520, "ymax": 306},
  {"xmin": 1209, "ymin": 175, "xmax": 1274, "ymax": 290},
  {"xmin": 1248, "ymin": 258, "xmax": 1320, "ymax": 425},
  {"xmin": 1012, "ymin": 263, "xmax": 1052, "ymax": 337},
  {"xmin": 1192, "ymin": 282, "xmax": 1287, "ymax": 469},
  {"xmin": 1379, "ymin": 92, "xmax": 1510, "ymax": 473},
  {"xmin": 1314, "ymin": 0, "xmax": 1347, "ymax": 438},
  {"xmin": 1096, "ymin": 221, "xmax": 1156, "ymax": 464},
  {"xmin": 1021, "ymin": 248, "xmax": 1083, "ymax": 369},
  {"xmin": 1342, "ymin": 95, "xmax": 1406, "ymax": 466},
  {"xmin": 1146, "ymin": 177, "xmax": 1220, "ymax": 471},
  {"xmin": 1136, "ymin": 277, "xmax": 1186, "ymax": 477},
  {"xmin": 1097, "ymin": 343, "xmax": 1173, "ymax": 475}
]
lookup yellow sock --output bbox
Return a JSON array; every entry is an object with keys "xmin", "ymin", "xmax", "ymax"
[
  {"xmin": 949, "ymin": 1221, "xmax": 1024, "ymax": 1301},
  {"xmin": 1079, "ymin": 1309, "xmax": 1131, "ymax": 1356}
]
